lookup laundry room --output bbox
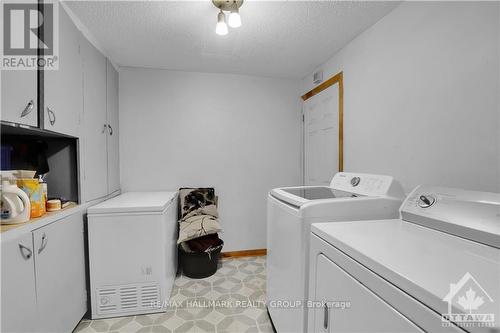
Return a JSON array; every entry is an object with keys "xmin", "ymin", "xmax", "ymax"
[{"xmin": 0, "ymin": 1, "xmax": 499, "ymax": 333}]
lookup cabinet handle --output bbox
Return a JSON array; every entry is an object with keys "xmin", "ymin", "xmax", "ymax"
[
  {"xmin": 20, "ymin": 100, "xmax": 34, "ymax": 117},
  {"xmin": 47, "ymin": 107, "xmax": 56, "ymax": 125},
  {"xmin": 102, "ymin": 124, "xmax": 108, "ymax": 133},
  {"xmin": 18, "ymin": 244, "xmax": 33, "ymax": 260},
  {"xmin": 323, "ymin": 302, "xmax": 329, "ymax": 330},
  {"xmin": 107, "ymin": 124, "xmax": 113, "ymax": 136},
  {"xmin": 38, "ymin": 233, "xmax": 48, "ymax": 254}
]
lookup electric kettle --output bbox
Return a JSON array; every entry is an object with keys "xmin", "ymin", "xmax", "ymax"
[{"xmin": 1, "ymin": 178, "xmax": 31, "ymax": 224}]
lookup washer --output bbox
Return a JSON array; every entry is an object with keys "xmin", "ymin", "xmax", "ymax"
[
  {"xmin": 309, "ymin": 185, "xmax": 500, "ymax": 333},
  {"xmin": 267, "ymin": 172, "xmax": 405, "ymax": 332}
]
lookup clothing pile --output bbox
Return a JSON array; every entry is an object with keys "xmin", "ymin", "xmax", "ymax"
[{"xmin": 177, "ymin": 188, "xmax": 223, "ymax": 254}]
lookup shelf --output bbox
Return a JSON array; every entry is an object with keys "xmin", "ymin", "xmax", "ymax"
[
  {"xmin": 1, "ymin": 121, "xmax": 77, "ymax": 139},
  {"xmin": 1, "ymin": 202, "xmax": 78, "ymax": 234}
]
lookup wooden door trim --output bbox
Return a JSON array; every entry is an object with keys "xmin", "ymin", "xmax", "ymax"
[
  {"xmin": 221, "ymin": 249, "xmax": 267, "ymax": 258},
  {"xmin": 301, "ymin": 71, "xmax": 344, "ymax": 172}
]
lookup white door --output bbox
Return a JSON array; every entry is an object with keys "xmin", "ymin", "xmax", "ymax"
[
  {"xmin": 44, "ymin": 5, "xmax": 82, "ymax": 136},
  {"xmin": 304, "ymin": 84, "xmax": 339, "ymax": 185},
  {"xmin": 33, "ymin": 212, "xmax": 87, "ymax": 332},
  {"xmin": 1, "ymin": 70, "xmax": 38, "ymax": 127},
  {"xmin": 312, "ymin": 254, "xmax": 422, "ymax": 333},
  {"xmin": 82, "ymin": 36, "xmax": 108, "ymax": 201},
  {"xmin": 0, "ymin": 233, "xmax": 37, "ymax": 332},
  {"xmin": 106, "ymin": 59, "xmax": 120, "ymax": 194}
]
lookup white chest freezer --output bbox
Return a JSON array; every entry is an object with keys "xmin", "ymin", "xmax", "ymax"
[{"xmin": 87, "ymin": 191, "xmax": 178, "ymax": 319}]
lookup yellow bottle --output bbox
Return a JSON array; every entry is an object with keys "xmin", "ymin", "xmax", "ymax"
[{"xmin": 17, "ymin": 178, "xmax": 44, "ymax": 218}]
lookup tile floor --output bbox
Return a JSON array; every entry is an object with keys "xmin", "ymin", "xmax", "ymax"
[{"xmin": 74, "ymin": 256, "xmax": 274, "ymax": 333}]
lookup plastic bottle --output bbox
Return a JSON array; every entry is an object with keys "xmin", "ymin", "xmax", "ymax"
[
  {"xmin": 0, "ymin": 177, "xmax": 31, "ymax": 224},
  {"xmin": 39, "ymin": 175, "xmax": 48, "ymax": 213}
]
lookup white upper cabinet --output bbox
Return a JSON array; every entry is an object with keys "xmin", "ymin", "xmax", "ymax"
[
  {"xmin": 1, "ymin": 70, "xmax": 38, "ymax": 127},
  {"xmin": 44, "ymin": 5, "xmax": 82, "ymax": 136},
  {"xmin": 106, "ymin": 59, "xmax": 120, "ymax": 194},
  {"xmin": 81, "ymin": 36, "xmax": 108, "ymax": 202},
  {"xmin": 1, "ymin": 10, "xmax": 37, "ymax": 127}
]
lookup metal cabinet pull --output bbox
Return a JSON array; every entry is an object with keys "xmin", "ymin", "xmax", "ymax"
[
  {"xmin": 18, "ymin": 244, "xmax": 33, "ymax": 260},
  {"xmin": 21, "ymin": 100, "xmax": 34, "ymax": 117},
  {"xmin": 107, "ymin": 124, "xmax": 113, "ymax": 136},
  {"xmin": 38, "ymin": 233, "xmax": 48, "ymax": 254},
  {"xmin": 102, "ymin": 124, "xmax": 108, "ymax": 133},
  {"xmin": 47, "ymin": 107, "xmax": 56, "ymax": 125},
  {"xmin": 323, "ymin": 302, "xmax": 329, "ymax": 330}
]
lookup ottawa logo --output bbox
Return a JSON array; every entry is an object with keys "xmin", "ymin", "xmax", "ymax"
[{"xmin": 442, "ymin": 272, "xmax": 496, "ymax": 328}]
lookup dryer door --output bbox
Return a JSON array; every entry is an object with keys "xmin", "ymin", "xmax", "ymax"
[{"xmin": 313, "ymin": 254, "xmax": 422, "ymax": 332}]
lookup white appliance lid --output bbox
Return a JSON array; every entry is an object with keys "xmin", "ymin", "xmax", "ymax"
[
  {"xmin": 88, "ymin": 191, "xmax": 178, "ymax": 214},
  {"xmin": 278, "ymin": 187, "xmax": 359, "ymax": 200},
  {"xmin": 312, "ymin": 220, "xmax": 500, "ymax": 332},
  {"xmin": 401, "ymin": 186, "xmax": 500, "ymax": 248},
  {"xmin": 270, "ymin": 172, "xmax": 404, "ymax": 207}
]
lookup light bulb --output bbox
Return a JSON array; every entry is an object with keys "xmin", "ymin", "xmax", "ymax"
[
  {"xmin": 228, "ymin": 9, "xmax": 241, "ymax": 28},
  {"xmin": 216, "ymin": 10, "xmax": 228, "ymax": 35}
]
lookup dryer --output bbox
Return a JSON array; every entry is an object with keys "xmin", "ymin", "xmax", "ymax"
[
  {"xmin": 309, "ymin": 186, "xmax": 500, "ymax": 332},
  {"xmin": 267, "ymin": 172, "xmax": 405, "ymax": 332}
]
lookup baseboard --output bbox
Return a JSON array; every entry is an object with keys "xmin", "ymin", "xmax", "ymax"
[{"xmin": 221, "ymin": 249, "xmax": 267, "ymax": 258}]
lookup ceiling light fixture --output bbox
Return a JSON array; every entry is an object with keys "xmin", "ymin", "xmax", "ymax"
[
  {"xmin": 212, "ymin": 0, "xmax": 243, "ymax": 35},
  {"xmin": 228, "ymin": 7, "xmax": 241, "ymax": 28},
  {"xmin": 215, "ymin": 10, "xmax": 228, "ymax": 36}
]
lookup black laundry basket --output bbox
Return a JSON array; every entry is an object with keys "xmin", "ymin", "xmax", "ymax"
[{"xmin": 179, "ymin": 241, "xmax": 224, "ymax": 279}]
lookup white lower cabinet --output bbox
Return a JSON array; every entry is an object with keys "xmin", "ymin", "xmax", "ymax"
[
  {"xmin": 312, "ymin": 254, "xmax": 422, "ymax": 333},
  {"xmin": 1, "ymin": 233, "xmax": 37, "ymax": 333},
  {"xmin": 34, "ymin": 212, "xmax": 87, "ymax": 332},
  {"xmin": 0, "ymin": 211, "xmax": 87, "ymax": 333}
]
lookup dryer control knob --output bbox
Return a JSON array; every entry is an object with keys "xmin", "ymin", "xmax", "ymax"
[
  {"xmin": 350, "ymin": 177, "xmax": 361, "ymax": 187},
  {"xmin": 418, "ymin": 195, "xmax": 436, "ymax": 208}
]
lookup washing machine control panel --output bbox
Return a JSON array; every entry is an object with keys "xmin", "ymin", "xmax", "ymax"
[{"xmin": 330, "ymin": 172, "xmax": 404, "ymax": 198}]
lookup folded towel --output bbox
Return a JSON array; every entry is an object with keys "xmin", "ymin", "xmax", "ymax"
[
  {"xmin": 187, "ymin": 233, "xmax": 223, "ymax": 252},
  {"xmin": 177, "ymin": 188, "xmax": 223, "ymax": 246}
]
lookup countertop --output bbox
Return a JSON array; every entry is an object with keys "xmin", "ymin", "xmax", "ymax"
[
  {"xmin": 0, "ymin": 203, "xmax": 85, "ymax": 242},
  {"xmin": 1, "ymin": 191, "xmax": 121, "ymax": 242}
]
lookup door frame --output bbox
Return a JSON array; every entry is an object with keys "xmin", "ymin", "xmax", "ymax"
[{"xmin": 301, "ymin": 71, "xmax": 344, "ymax": 179}]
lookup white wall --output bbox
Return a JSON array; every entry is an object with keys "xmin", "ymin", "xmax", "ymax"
[
  {"xmin": 119, "ymin": 68, "xmax": 302, "ymax": 251},
  {"xmin": 303, "ymin": 1, "xmax": 500, "ymax": 193},
  {"xmin": 498, "ymin": 2, "xmax": 500, "ymax": 193}
]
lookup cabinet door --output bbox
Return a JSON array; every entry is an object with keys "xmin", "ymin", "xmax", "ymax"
[
  {"xmin": 44, "ymin": 5, "xmax": 82, "ymax": 136},
  {"xmin": 312, "ymin": 254, "xmax": 422, "ymax": 333},
  {"xmin": 106, "ymin": 59, "xmax": 120, "ymax": 194},
  {"xmin": 0, "ymin": 233, "xmax": 37, "ymax": 332},
  {"xmin": 33, "ymin": 212, "xmax": 87, "ymax": 332},
  {"xmin": 1, "ymin": 70, "xmax": 38, "ymax": 127},
  {"xmin": 81, "ymin": 36, "xmax": 108, "ymax": 201}
]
